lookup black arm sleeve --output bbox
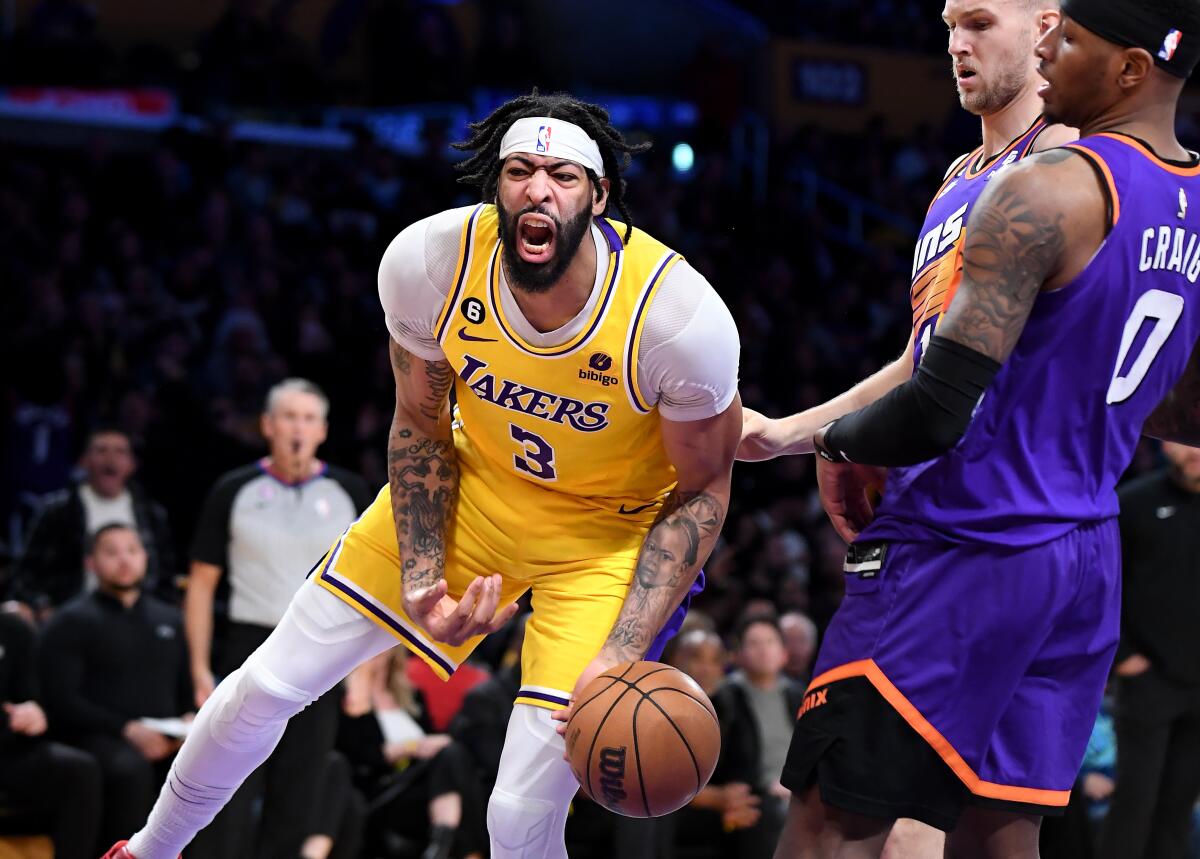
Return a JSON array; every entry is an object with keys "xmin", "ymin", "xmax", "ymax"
[{"xmin": 819, "ymin": 336, "xmax": 1001, "ymax": 467}]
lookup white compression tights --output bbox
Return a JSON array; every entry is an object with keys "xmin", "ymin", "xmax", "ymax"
[
  {"xmin": 127, "ymin": 582, "xmax": 396, "ymax": 859},
  {"xmin": 128, "ymin": 582, "xmax": 581, "ymax": 859},
  {"xmin": 487, "ymin": 704, "xmax": 580, "ymax": 859}
]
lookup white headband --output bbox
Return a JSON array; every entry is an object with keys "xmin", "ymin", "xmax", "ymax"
[{"xmin": 498, "ymin": 116, "xmax": 605, "ymax": 177}]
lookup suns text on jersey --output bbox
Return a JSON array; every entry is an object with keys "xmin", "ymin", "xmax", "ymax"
[
  {"xmin": 913, "ymin": 203, "xmax": 968, "ymax": 277},
  {"xmin": 458, "ymin": 355, "xmax": 610, "ymax": 432}
]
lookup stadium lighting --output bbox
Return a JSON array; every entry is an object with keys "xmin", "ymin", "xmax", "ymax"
[{"xmin": 671, "ymin": 142, "xmax": 695, "ymax": 175}]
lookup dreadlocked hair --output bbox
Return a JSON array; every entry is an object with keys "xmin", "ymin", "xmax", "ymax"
[{"xmin": 453, "ymin": 91, "xmax": 650, "ymax": 243}]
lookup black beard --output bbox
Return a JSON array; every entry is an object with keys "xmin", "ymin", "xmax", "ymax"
[{"xmin": 496, "ymin": 202, "xmax": 593, "ymax": 294}]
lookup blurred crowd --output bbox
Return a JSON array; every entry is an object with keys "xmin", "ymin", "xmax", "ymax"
[
  {"xmin": 0, "ymin": 0, "xmax": 953, "ymax": 106},
  {"xmin": 1, "ymin": 0, "xmax": 546, "ymax": 109},
  {"xmin": 731, "ymin": 0, "xmax": 948, "ymax": 51},
  {"xmin": 0, "ymin": 113, "xmax": 966, "ymax": 637}
]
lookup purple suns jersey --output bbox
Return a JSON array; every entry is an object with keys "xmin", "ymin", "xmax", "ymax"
[
  {"xmin": 909, "ymin": 119, "xmax": 1048, "ymax": 367},
  {"xmin": 867, "ymin": 133, "xmax": 1200, "ymax": 547}
]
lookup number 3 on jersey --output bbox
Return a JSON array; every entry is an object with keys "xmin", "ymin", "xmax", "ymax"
[{"xmin": 510, "ymin": 423, "xmax": 557, "ymax": 481}]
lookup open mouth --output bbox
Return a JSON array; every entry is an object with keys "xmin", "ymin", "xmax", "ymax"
[
  {"xmin": 517, "ymin": 212, "xmax": 557, "ymax": 263},
  {"xmin": 956, "ymin": 67, "xmax": 979, "ymax": 85},
  {"xmin": 1037, "ymin": 65, "xmax": 1052, "ymax": 97}
]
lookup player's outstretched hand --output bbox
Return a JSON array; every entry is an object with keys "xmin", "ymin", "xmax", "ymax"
[
  {"xmin": 816, "ymin": 456, "xmax": 887, "ymax": 543},
  {"xmin": 405, "ymin": 574, "xmax": 519, "ymax": 648},
  {"xmin": 737, "ymin": 407, "xmax": 789, "ymax": 462}
]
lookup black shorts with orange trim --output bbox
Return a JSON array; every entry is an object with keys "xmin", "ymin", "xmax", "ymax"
[
  {"xmin": 780, "ymin": 524, "xmax": 1125, "ymax": 831},
  {"xmin": 781, "ymin": 675, "xmax": 1065, "ymax": 832}
]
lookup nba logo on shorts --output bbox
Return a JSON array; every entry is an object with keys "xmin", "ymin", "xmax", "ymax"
[
  {"xmin": 537, "ymin": 125, "xmax": 551, "ymax": 153},
  {"xmin": 1160, "ymin": 29, "xmax": 1183, "ymax": 62}
]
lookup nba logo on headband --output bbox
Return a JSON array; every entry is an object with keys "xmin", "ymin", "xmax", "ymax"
[
  {"xmin": 1160, "ymin": 29, "xmax": 1184, "ymax": 62},
  {"xmin": 499, "ymin": 117, "xmax": 605, "ymax": 175}
]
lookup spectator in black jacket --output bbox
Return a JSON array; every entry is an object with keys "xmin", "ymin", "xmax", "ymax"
[
  {"xmin": 1100, "ymin": 441, "xmax": 1200, "ymax": 859},
  {"xmin": 653, "ymin": 628, "xmax": 760, "ymax": 859},
  {"xmin": 9, "ymin": 427, "xmax": 178, "ymax": 613},
  {"xmin": 711, "ymin": 616, "xmax": 804, "ymax": 858},
  {"xmin": 0, "ymin": 610, "xmax": 101, "ymax": 859},
  {"xmin": 340, "ymin": 648, "xmax": 446, "ymax": 781},
  {"xmin": 340, "ymin": 646, "xmax": 476, "ymax": 859},
  {"xmin": 38, "ymin": 523, "xmax": 192, "ymax": 851}
]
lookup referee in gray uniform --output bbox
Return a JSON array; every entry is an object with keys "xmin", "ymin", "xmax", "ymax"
[{"xmin": 184, "ymin": 379, "xmax": 371, "ymax": 858}]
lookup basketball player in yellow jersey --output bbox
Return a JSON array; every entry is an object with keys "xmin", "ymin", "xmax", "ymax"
[
  {"xmin": 737, "ymin": 2, "xmax": 1074, "ymax": 857},
  {"xmin": 108, "ymin": 93, "xmax": 741, "ymax": 859}
]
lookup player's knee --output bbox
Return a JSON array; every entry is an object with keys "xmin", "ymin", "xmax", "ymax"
[
  {"xmin": 486, "ymin": 788, "xmax": 563, "ymax": 859},
  {"xmin": 208, "ymin": 660, "xmax": 314, "ymax": 753}
]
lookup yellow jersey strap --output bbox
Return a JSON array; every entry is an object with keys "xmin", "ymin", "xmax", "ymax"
[
  {"xmin": 435, "ymin": 203, "xmax": 488, "ymax": 345},
  {"xmin": 625, "ymin": 250, "xmax": 684, "ymax": 413}
]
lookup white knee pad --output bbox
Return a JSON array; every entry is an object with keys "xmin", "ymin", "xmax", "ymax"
[
  {"xmin": 487, "ymin": 705, "xmax": 577, "ymax": 859},
  {"xmin": 487, "ymin": 788, "xmax": 562, "ymax": 859},
  {"xmin": 208, "ymin": 659, "xmax": 313, "ymax": 754}
]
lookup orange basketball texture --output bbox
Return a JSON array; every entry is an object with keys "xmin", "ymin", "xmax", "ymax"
[{"xmin": 565, "ymin": 661, "xmax": 721, "ymax": 818}]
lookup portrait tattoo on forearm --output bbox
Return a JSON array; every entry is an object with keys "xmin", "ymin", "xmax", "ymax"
[{"xmin": 604, "ymin": 489, "xmax": 725, "ymax": 661}]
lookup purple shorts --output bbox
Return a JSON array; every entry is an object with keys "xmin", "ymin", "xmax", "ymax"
[{"xmin": 810, "ymin": 519, "xmax": 1120, "ymax": 809}]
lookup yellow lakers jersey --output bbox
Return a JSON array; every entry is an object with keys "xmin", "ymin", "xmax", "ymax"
[{"xmin": 433, "ymin": 204, "xmax": 681, "ymax": 516}]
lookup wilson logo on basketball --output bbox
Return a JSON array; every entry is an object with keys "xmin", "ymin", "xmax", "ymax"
[{"xmin": 597, "ymin": 746, "xmax": 628, "ymax": 807}]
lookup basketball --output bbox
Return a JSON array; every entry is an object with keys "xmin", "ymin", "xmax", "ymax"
[{"xmin": 564, "ymin": 661, "xmax": 721, "ymax": 818}]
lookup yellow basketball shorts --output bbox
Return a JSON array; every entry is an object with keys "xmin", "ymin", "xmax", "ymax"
[{"xmin": 312, "ymin": 478, "xmax": 648, "ymax": 711}]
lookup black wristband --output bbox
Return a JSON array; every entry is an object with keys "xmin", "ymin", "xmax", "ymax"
[{"xmin": 814, "ymin": 421, "xmax": 849, "ymax": 463}]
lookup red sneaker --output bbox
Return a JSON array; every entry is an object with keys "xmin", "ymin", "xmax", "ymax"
[{"xmin": 100, "ymin": 842, "xmax": 180, "ymax": 859}]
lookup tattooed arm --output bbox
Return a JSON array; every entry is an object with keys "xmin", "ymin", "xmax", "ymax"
[
  {"xmin": 811, "ymin": 149, "xmax": 1107, "ymax": 468},
  {"xmin": 934, "ymin": 147, "xmax": 1105, "ymax": 360},
  {"xmin": 388, "ymin": 338, "xmax": 516, "ymax": 646},
  {"xmin": 553, "ymin": 393, "xmax": 741, "ymax": 713},
  {"xmin": 388, "ymin": 338, "xmax": 455, "ymax": 592},
  {"xmin": 604, "ymin": 395, "xmax": 741, "ymax": 664},
  {"xmin": 1145, "ymin": 336, "xmax": 1200, "ymax": 445},
  {"xmin": 602, "ymin": 488, "xmax": 727, "ymax": 662}
]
